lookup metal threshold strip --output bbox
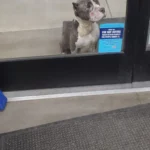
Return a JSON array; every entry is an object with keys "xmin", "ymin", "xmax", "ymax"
[{"xmin": 5, "ymin": 84, "xmax": 150, "ymax": 102}]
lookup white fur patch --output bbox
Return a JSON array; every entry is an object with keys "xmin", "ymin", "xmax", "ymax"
[
  {"xmin": 77, "ymin": 17, "xmax": 93, "ymax": 37},
  {"xmin": 89, "ymin": 0, "xmax": 105, "ymax": 22},
  {"xmin": 75, "ymin": 22, "xmax": 99, "ymax": 53},
  {"xmin": 90, "ymin": 10, "xmax": 105, "ymax": 22}
]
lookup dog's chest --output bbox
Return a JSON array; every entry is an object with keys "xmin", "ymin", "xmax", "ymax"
[{"xmin": 75, "ymin": 23, "xmax": 99, "ymax": 51}]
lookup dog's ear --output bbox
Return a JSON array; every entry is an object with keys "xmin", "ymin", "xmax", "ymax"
[{"xmin": 72, "ymin": 3, "xmax": 78, "ymax": 10}]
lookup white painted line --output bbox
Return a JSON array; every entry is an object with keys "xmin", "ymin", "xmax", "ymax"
[{"xmin": 8, "ymin": 87, "xmax": 150, "ymax": 102}]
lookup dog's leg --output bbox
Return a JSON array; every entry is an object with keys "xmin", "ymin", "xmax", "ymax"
[
  {"xmin": 91, "ymin": 43, "xmax": 97, "ymax": 53},
  {"xmin": 60, "ymin": 42, "xmax": 71, "ymax": 54},
  {"xmin": 72, "ymin": 47, "xmax": 81, "ymax": 54},
  {"xmin": 60, "ymin": 21, "xmax": 73, "ymax": 54}
]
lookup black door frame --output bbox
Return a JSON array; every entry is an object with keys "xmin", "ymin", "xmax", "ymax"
[
  {"xmin": 0, "ymin": 0, "xmax": 144, "ymax": 91},
  {"xmin": 133, "ymin": 0, "xmax": 150, "ymax": 85}
]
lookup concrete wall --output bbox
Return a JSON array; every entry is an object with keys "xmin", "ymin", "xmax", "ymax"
[
  {"xmin": 0, "ymin": 0, "xmax": 112, "ymax": 32},
  {"xmin": 0, "ymin": 0, "xmax": 73, "ymax": 32}
]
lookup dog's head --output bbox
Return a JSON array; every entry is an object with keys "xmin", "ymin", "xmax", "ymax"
[{"xmin": 72, "ymin": 0, "xmax": 106, "ymax": 22}]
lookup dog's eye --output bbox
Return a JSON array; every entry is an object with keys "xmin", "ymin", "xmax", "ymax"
[{"xmin": 87, "ymin": 2, "xmax": 92, "ymax": 8}]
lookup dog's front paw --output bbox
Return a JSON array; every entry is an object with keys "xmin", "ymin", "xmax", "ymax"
[{"xmin": 72, "ymin": 48, "xmax": 81, "ymax": 54}]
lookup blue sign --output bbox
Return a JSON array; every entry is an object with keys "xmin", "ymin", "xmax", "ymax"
[{"xmin": 98, "ymin": 23, "xmax": 125, "ymax": 53}]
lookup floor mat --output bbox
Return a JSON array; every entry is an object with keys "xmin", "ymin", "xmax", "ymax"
[{"xmin": 0, "ymin": 104, "xmax": 150, "ymax": 150}]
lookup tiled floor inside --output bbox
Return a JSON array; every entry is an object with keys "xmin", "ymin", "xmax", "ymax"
[{"xmin": 0, "ymin": 91, "xmax": 150, "ymax": 134}]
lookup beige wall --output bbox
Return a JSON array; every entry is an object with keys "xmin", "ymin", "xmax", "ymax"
[
  {"xmin": 0, "ymin": 0, "xmax": 74, "ymax": 32},
  {"xmin": 0, "ymin": 0, "xmax": 111, "ymax": 32}
]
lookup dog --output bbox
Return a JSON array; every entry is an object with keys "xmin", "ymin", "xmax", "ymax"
[{"xmin": 60, "ymin": 0, "xmax": 106, "ymax": 54}]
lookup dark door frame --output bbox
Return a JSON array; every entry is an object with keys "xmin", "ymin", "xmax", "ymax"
[{"xmin": 133, "ymin": 0, "xmax": 150, "ymax": 85}]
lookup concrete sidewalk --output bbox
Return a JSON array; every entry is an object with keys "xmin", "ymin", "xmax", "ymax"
[{"xmin": 0, "ymin": 91, "xmax": 150, "ymax": 133}]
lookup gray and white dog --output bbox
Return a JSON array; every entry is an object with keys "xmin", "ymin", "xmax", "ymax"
[{"xmin": 60, "ymin": 0, "xmax": 106, "ymax": 54}]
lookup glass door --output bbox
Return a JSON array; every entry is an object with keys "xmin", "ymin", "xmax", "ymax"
[{"xmin": 0, "ymin": 0, "xmax": 139, "ymax": 91}]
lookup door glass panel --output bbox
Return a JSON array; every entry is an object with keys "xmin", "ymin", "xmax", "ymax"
[{"xmin": 0, "ymin": 0, "xmax": 127, "ymax": 59}]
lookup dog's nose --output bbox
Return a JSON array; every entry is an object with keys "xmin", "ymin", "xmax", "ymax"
[{"xmin": 100, "ymin": 7, "xmax": 105, "ymax": 13}]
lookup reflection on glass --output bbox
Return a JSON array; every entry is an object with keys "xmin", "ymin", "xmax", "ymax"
[
  {"xmin": 0, "ymin": 0, "xmax": 127, "ymax": 59},
  {"xmin": 148, "ymin": 23, "xmax": 150, "ymax": 46},
  {"xmin": 146, "ymin": 21, "xmax": 150, "ymax": 50}
]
